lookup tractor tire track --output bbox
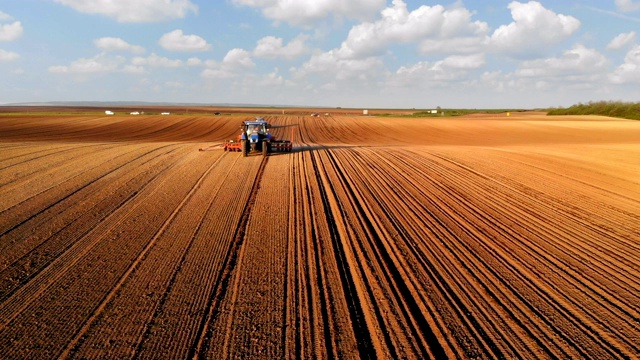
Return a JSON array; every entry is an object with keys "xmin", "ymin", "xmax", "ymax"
[
  {"xmin": 189, "ymin": 156, "xmax": 268, "ymax": 359},
  {"xmin": 131, "ymin": 155, "xmax": 263, "ymax": 359}
]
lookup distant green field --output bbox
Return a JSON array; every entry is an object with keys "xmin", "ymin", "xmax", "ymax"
[
  {"xmin": 378, "ymin": 109, "xmax": 521, "ymax": 118},
  {"xmin": 548, "ymin": 101, "xmax": 640, "ymax": 120}
]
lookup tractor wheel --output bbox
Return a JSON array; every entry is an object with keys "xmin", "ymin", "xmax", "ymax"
[
  {"xmin": 241, "ymin": 140, "xmax": 248, "ymax": 157},
  {"xmin": 263, "ymin": 142, "xmax": 270, "ymax": 157}
]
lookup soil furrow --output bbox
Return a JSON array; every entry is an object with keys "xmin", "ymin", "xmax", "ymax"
[
  {"xmin": 0, "ymin": 143, "xmax": 96, "ymax": 171},
  {"xmin": 420, "ymin": 151, "xmax": 640, "ymax": 340},
  {"xmin": 383, "ymin": 147, "xmax": 638, "ymax": 357},
  {"xmin": 0, "ymin": 148, "xmax": 207, "ymax": 359},
  {"xmin": 132, "ymin": 156, "xmax": 261, "ymax": 359},
  {"xmin": 326, "ymin": 148, "xmax": 493, "ymax": 358},
  {"xmin": 1, "ymin": 111, "xmax": 638, "ymax": 359},
  {"xmin": 0, "ymin": 144, "xmax": 178, "ymax": 268},
  {"xmin": 310, "ymin": 148, "xmax": 398, "ymax": 359},
  {"xmin": 190, "ymin": 156, "xmax": 268, "ymax": 359},
  {"xmin": 0, "ymin": 146, "xmax": 181, "ymax": 302},
  {"xmin": 60, "ymin": 149, "xmax": 228, "ymax": 359},
  {"xmin": 0, "ymin": 146, "xmax": 188, "ymax": 329}
]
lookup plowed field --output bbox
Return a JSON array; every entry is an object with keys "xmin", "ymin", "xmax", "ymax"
[{"xmin": 1, "ymin": 110, "xmax": 639, "ymax": 359}]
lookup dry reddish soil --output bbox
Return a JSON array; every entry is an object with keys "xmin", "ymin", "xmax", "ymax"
[{"xmin": 0, "ymin": 109, "xmax": 639, "ymax": 359}]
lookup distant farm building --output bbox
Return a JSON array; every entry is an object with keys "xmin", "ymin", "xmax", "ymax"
[
  {"xmin": 363, "ymin": 109, "xmax": 368, "ymax": 115},
  {"xmin": 105, "ymin": 110, "xmax": 114, "ymax": 115},
  {"xmin": 130, "ymin": 112, "xmax": 140, "ymax": 115},
  {"xmin": 161, "ymin": 112, "xmax": 170, "ymax": 115}
]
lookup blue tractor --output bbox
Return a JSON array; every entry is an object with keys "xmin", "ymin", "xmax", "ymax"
[{"xmin": 224, "ymin": 117, "xmax": 292, "ymax": 157}]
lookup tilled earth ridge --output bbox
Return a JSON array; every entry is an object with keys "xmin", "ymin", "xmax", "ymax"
[{"xmin": 0, "ymin": 111, "xmax": 639, "ymax": 359}]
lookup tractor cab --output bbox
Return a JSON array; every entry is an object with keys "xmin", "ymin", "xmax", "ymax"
[{"xmin": 241, "ymin": 120, "xmax": 270, "ymax": 144}]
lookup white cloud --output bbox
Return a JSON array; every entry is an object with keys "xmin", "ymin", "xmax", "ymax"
[
  {"xmin": 94, "ymin": 37, "xmax": 145, "ymax": 54},
  {"xmin": 515, "ymin": 45, "xmax": 608, "ymax": 80},
  {"xmin": 0, "ymin": 49, "xmax": 19, "ymax": 61},
  {"xmin": 131, "ymin": 53, "xmax": 183, "ymax": 67},
  {"xmin": 388, "ymin": 54, "xmax": 485, "ymax": 87},
  {"xmin": 53, "ymin": 0, "xmax": 198, "ymax": 23},
  {"xmin": 607, "ymin": 31, "xmax": 636, "ymax": 50},
  {"xmin": 253, "ymin": 35, "xmax": 309, "ymax": 59},
  {"xmin": 294, "ymin": 50, "xmax": 383, "ymax": 81},
  {"xmin": 0, "ymin": 21, "xmax": 23, "ymax": 41},
  {"xmin": 256, "ymin": 69, "xmax": 285, "ymax": 87},
  {"xmin": 337, "ymin": 1, "xmax": 488, "ymax": 59},
  {"xmin": 201, "ymin": 68, "xmax": 235, "ymax": 79},
  {"xmin": 231, "ymin": 0, "xmax": 385, "ymax": 26},
  {"xmin": 479, "ymin": 71, "xmax": 508, "ymax": 93},
  {"xmin": 489, "ymin": 1, "xmax": 580, "ymax": 58},
  {"xmin": 165, "ymin": 81, "xmax": 184, "ymax": 88},
  {"xmin": 610, "ymin": 45, "xmax": 640, "ymax": 83},
  {"xmin": 200, "ymin": 49, "xmax": 255, "ymax": 79},
  {"xmin": 391, "ymin": 61, "xmax": 443, "ymax": 86},
  {"xmin": 470, "ymin": 48, "xmax": 616, "ymax": 102},
  {"xmin": 159, "ymin": 29, "xmax": 211, "ymax": 52},
  {"xmin": 48, "ymin": 52, "xmax": 183, "ymax": 76},
  {"xmin": 49, "ymin": 54, "xmax": 125, "ymax": 74},
  {"xmin": 441, "ymin": 54, "xmax": 486, "ymax": 70},
  {"xmin": 616, "ymin": 0, "xmax": 640, "ymax": 12},
  {"xmin": 122, "ymin": 64, "xmax": 146, "ymax": 74},
  {"xmin": 0, "ymin": 11, "xmax": 13, "ymax": 21},
  {"xmin": 286, "ymin": 0, "xmax": 492, "ymax": 95},
  {"xmin": 291, "ymin": 0, "xmax": 487, "ymax": 88},
  {"xmin": 418, "ymin": 36, "xmax": 487, "ymax": 56},
  {"xmin": 187, "ymin": 57, "xmax": 203, "ymax": 66},
  {"xmin": 223, "ymin": 48, "xmax": 255, "ymax": 68}
]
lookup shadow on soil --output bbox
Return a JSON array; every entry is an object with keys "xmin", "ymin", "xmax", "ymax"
[
  {"xmin": 229, "ymin": 144, "xmax": 363, "ymax": 157},
  {"xmin": 270, "ymin": 144, "xmax": 364, "ymax": 156}
]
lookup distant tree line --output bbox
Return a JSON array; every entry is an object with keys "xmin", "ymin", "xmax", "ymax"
[{"xmin": 547, "ymin": 101, "xmax": 640, "ymax": 120}]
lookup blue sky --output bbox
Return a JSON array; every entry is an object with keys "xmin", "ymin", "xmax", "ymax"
[{"xmin": 1, "ymin": 0, "xmax": 639, "ymax": 108}]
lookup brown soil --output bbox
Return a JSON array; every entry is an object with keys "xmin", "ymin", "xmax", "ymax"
[{"xmin": 1, "ymin": 109, "xmax": 639, "ymax": 359}]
